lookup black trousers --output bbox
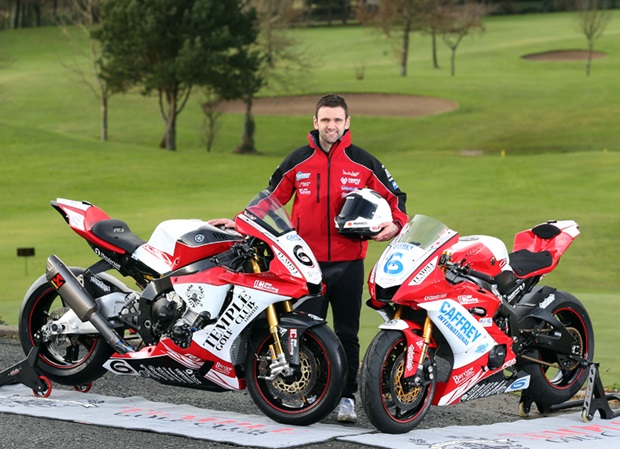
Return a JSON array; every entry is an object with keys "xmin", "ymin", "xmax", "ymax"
[{"xmin": 297, "ymin": 259, "xmax": 364, "ymax": 399}]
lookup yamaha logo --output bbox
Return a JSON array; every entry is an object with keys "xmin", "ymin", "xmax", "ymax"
[{"xmin": 194, "ymin": 233, "xmax": 205, "ymax": 243}]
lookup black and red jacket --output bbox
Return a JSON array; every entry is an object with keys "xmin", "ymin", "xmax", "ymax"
[{"xmin": 266, "ymin": 129, "xmax": 408, "ymax": 263}]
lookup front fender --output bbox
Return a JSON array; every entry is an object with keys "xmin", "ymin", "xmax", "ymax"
[
  {"xmin": 378, "ymin": 320, "xmax": 436, "ymax": 378},
  {"xmin": 250, "ymin": 311, "xmax": 327, "ymax": 366}
]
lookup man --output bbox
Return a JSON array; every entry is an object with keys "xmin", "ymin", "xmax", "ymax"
[{"xmin": 264, "ymin": 94, "xmax": 408, "ymax": 423}]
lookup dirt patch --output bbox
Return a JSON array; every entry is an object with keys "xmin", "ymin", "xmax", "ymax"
[
  {"xmin": 217, "ymin": 93, "xmax": 459, "ymax": 118},
  {"xmin": 522, "ymin": 49, "xmax": 606, "ymax": 61}
]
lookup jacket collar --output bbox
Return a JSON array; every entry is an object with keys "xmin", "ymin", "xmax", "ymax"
[{"xmin": 308, "ymin": 129, "xmax": 351, "ymax": 153}]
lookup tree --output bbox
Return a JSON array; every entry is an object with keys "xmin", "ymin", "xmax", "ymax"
[
  {"xmin": 94, "ymin": 0, "xmax": 259, "ymax": 151},
  {"xmin": 576, "ymin": 0, "xmax": 611, "ymax": 77},
  {"xmin": 357, "ymin": 0, "xmax": 423, "ymax": 77},
  {"xmin": 231, "ymin": 0, "xmax": 311, "ymax": 154},
  {"xmin": 59, "ymin": 0, "xmax": 111, "ymax": 141},
  {"xmin": 440, "ymin": 2, "xmax": 487, "ymax": 77}
]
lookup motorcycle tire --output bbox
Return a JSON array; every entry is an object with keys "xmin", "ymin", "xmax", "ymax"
[
  {"xmin": 360, "ymin": 330, "xmax": 436, "ymax": 434},
  {"xmin": 245, "ymin": 324, "xmax": 346, "ymax": 426},
  {"xmin": 18, "ymin": 271, "xmax": 114, "ymax": 386},
  {"xmin": 519, "ymin": 290, "xmax": 594, "ymax": 411}
]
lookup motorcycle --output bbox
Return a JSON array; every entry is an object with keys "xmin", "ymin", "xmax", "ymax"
[
  {"xmin": 18, "ymin": 191, "xmax": 347, "ymax": 426},
  {"xmin": 360, "ymin": 214, "xmax": 593, "ymax": 433}
]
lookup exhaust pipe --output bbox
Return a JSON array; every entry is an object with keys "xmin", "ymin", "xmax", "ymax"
[{"xmin": 46, "ymin": 255, "xmax": 135, "ymax": 354}]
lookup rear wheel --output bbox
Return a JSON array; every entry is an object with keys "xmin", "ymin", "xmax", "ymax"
[
  {"xmin": 360, "ymin": 331, "xmax": 436, "ymax": 434},
  {"xmin": 19, "ymin": 277, "xmax": 113, "ymax": 386},
  {"xmin": 246, "ymin": 325, "xmax": 346, "ymax": 426},
  {"xmin": 520, "ymin": 291, "xmax": 594, "ymax": 411}
]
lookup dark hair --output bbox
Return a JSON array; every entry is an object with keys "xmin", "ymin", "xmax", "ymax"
[{"xmin": 315, "ymin": 94, "xmax": 348, "ymax": 118}]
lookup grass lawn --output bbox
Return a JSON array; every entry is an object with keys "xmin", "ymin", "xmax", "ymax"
[{"xmin": 1, "ymin": 11, "xmax": 619, "ymax": 386}]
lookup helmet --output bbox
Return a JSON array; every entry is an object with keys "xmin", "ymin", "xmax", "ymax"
[{"xmin": 335, "ymin": 188, "xmax": 392, "ymax": 237}]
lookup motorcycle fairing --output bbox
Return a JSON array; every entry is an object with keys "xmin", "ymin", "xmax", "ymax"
[
  {"xmin": 132, "ymin": 219, "xmax": 243, "ymax": 274},
  {"xmin": 419, "ymin": 300, "xmax": 495, "ymax": 369},
  {"xmin": 511, "ymin": 220, "xmax": 579, "ymax": 278},
  {"xmin": 103, "ymin": 341, "xmax": 238, "ymax": 391},
  {"xmin": 52, "ymin": 198, "xmax": 129, "ymax": 254},
  {"xmin": 236, "ymin": 210, "xmax": 322, "ymax": 287}
]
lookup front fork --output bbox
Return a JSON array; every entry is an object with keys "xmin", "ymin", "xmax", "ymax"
[
  {"xmin": 261, "ymin": 301, "xmax": 295, "ymax": 380},
  {"xmin": 251, "ymin": 256, "xmax": 295, "ymax": 380},
  {"xmin": 393, "ymin": 304, "xmax": 434, "ymax": 382}
]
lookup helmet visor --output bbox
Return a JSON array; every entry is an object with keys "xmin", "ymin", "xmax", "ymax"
[{"xmin": 338, "ymin": 193, "xmax": 377, "ymax": 220}]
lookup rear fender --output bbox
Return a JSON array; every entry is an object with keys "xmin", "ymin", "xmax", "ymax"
[{"xmin": 513, "ymin": 286, "xmax": 580, "ymax": 355}]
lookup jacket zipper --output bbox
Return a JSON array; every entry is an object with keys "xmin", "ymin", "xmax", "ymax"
[{"xmin": 326, "ymin": 153, "xmax": 332, "ymax": 262}]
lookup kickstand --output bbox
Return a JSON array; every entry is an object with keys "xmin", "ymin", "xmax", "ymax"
[
  {"xmin": 0, "ymin": 339, "xmax": 51, "ymax": 396},
  {"xmin": 547, "ymin": 362, "xmax": 620, "ymax": 421}
]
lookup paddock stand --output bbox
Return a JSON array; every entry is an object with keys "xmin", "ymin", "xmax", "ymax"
[
  {"xmin": 519, "ymin": 362, "xmax": 620, "ymax": 422},
  {"xmin": 0, "ymin": 338, "xmax": 52, "ymax": 398}
]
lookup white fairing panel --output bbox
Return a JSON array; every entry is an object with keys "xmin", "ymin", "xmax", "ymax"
[
  {"xmin": 420, "ymin": 300, "xmax": 494, "ymax": 369},
  {"xmin": 131, "ymin": 219, "xmax": 221, "ymax": 273}
]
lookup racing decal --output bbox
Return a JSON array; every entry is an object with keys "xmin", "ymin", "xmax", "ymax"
[
  {"xmin": 288, "ymin": 329, "xmax": 298, "ymax": 358},
  {"xmin": 296, "ymin": 171, "xmax": 311, "ymax": 181},
  {"xmin": 479, "ymin": 317, "xmax": 493, "ymax": 327},
  {"xmin": 50, "ymin": 273, "xmax": 66, "ymax": 290},
  {"xmin": 408, "ymin": 257, "xmax": 438, "ymax": 286},
  {"xmin": 275, "ymin": 249, "xmax": 301, "ymax": 277},
  {"xmin": 185, "ymin": 285, "xmax": 205, "ymax": 308},
  {"xmin": 253, "ymin": 280, "xmax": 279, "ymax": 294},
  {"xmin": 458, "ymin": 295, "xmax": 478, "ymax": 305},
  {"xmin": 406, "ymin": 344, "xmax": 417, "ymax": 373},
  {"xmin": 293, "ymin": 245, "xmax": 314, "ymax": 267},
  {"xmin": 452, "ymin": 367, "xmax": 476, "ymax": 385},
  {"xmin": 504, "ymin": 375, "xmax": 530, "ymax": 393},
  {"xmin": 460, "ymin": 375, "xmax": 528, "ymax": 402},
  {"xmin": 436, "ymin": 301, "xmax": 482, "ymax": 346},
  {"xmin": 383, "ymin": 252, "xmax": 404, "ymax": 275},
  {"xmin": 204, "ymin": 291, "xmax": 259, "ymax": 351},
  {"xmin": 88, "ymin": 275, "xmax": 111, "ymax": 293},
  {"xmin": 105, "ymin": 359, "xmax": 139, "ymax": 375},
  {"xmin": 94, "ymin": 248, "xmax": 121, "ymax": 270},
  {"xmin": 213, "ymin": 361, "xmax": 234, "ymax": 376},
  {"xmin": 539, "ymin": 293, "xmax": 556, "ymax": 309}
]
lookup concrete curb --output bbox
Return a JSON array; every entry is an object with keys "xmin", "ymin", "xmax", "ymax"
[{"xmin": 0, "ymin": 325, "xmax": 19, "ymax": 338}]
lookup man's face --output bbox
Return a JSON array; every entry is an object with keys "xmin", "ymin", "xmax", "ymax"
[{"xmin": 313, "ymin": 106, "xmax": 350, "ymax": 151}]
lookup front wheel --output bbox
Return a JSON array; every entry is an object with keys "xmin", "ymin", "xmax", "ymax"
[
  {"xmin": 18, "ymin": 274, "xmax": 114, "ymax": 386},
  {"xmin": 245, "ymin": 324, "xmax": 346, "ymax": 426},
  {"xmin": 360, "ymin": 330, "xmax": 436, "ymax": 434},
  {"xmin": 519, "ymin": 290, "xmax": 594, "ymax": 411}
]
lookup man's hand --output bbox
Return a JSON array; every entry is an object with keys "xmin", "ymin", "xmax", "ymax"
[
  {"xmin": 372, "ymin": 221, "xmax": 400, "ymax": 242},
  {"xmin": 207, "ymin": 218, "xmax": 236, "ymax": 230}
]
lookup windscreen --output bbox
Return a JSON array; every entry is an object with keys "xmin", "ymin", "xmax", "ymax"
[
  {"xmin": 395, "ymin": 215, "xmax": 451, "ymax": 251},
  {"xmin": 244, "ymin": 191, "xmax": 294, "ymax": 237}
]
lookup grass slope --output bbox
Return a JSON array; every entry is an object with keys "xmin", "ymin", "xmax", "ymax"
[{"xmin": 1, "ymin": 12, "xmax": 618, "ymax": 386}]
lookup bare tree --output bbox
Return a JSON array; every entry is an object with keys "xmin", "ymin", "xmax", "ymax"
[
  {"xmin": 58, "ymin": 0, "xmax": 111, "ymax": 141},
  {"xmin": 440, "ymin": 2, "xmax": 487, "ymax": 77},
  {"xmin": 200, "ymin": 87, "xmax": 223, "ymax": 153},
  {"xmin": 415, "ymin": 0, "xmax": 454, "ymax": 69},
  {"xmin": 231, "ymin": 0, "xmax": 312, "ymax": 154},
  {"xmin": 576, "ymin": 0, "xmax": 611, "ymax": 77}
]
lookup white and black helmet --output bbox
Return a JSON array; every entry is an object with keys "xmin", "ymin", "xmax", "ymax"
[{"xmin": 334, "ymin": 188, "xmax": 392, "ymax": 237}]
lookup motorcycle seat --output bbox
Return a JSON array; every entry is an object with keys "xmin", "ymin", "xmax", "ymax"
[
  {"xmin": 509, "ymin": 249, "xmax": 553, "ymax": 278},
  {"xmin": 91, "ymin": 219, "xmax": 147, "ymax": 254}
]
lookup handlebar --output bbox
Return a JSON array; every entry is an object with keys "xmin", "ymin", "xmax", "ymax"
[{"xmin": 441, "ymin": 256, "xmax": 496, "ymax": 284}]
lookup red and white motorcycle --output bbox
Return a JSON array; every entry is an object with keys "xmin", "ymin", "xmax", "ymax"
[
  {"xmin": 19, "ymin": 191, "xmax": 346, "ymax": 425},
  {"xmin": 361, "ymin": 215, "xmax": 594, "ymax": 433}
]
